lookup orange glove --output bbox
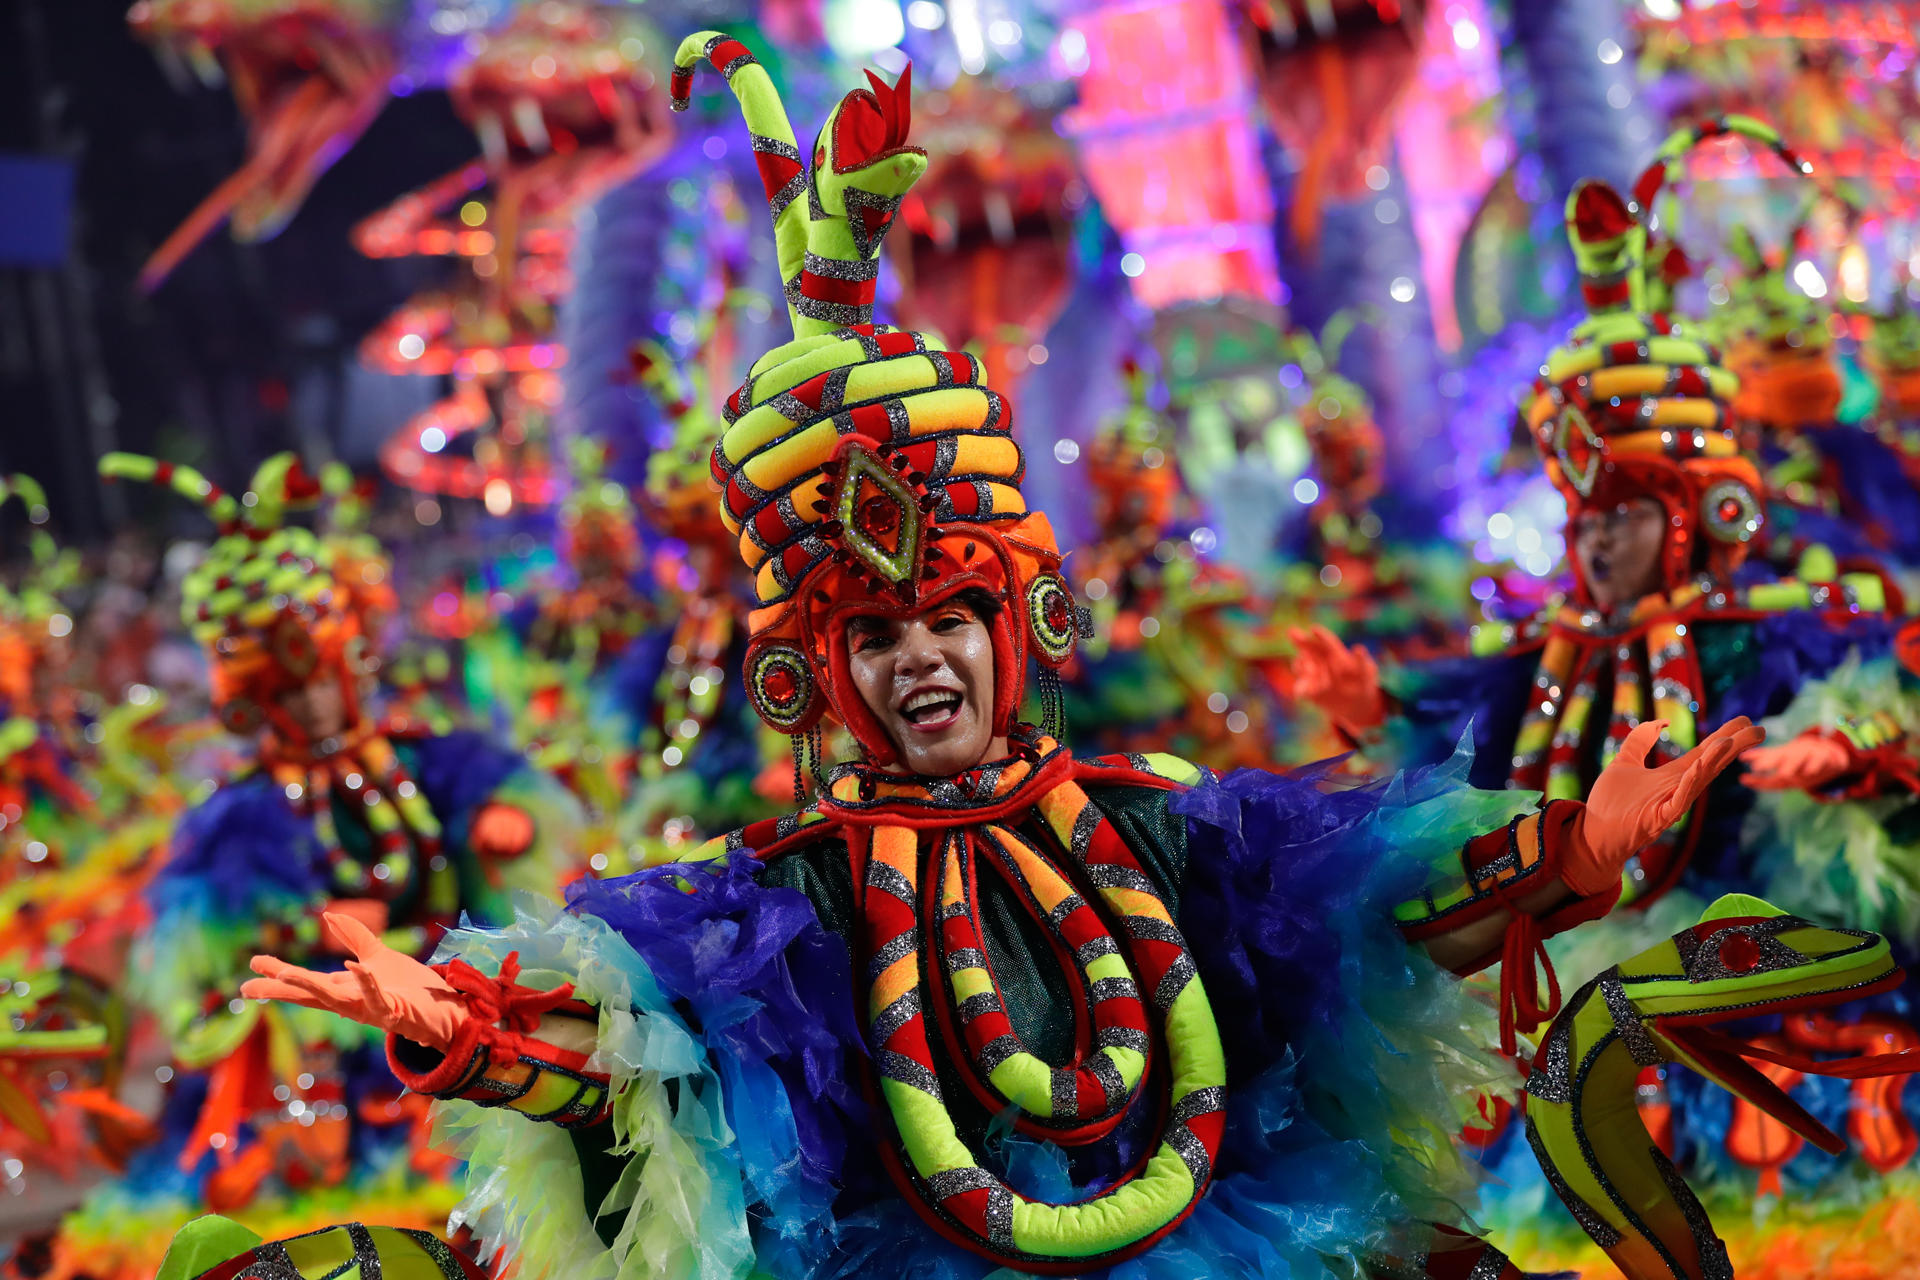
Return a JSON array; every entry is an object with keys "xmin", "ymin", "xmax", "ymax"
[
  {"xmin": 469, "ymin": 801, "xmax": 536, "ymax": 861},
  {"xmin": 1562, "ymin": 717, "xmax": 1765, "ymax": 897},
  {"xmin": 242, "ymin": 913, "xmax": 473, "ymax": 1053},
  {"xmin": 318, "ymin": 898, "xmax": 389, "ymax": 942},
  {"xmin": 1287, "ymin": 624, "xmax": 1386, "ymax": 736},
  {"xmin": 1741, "ymin": 731, "xmax": 1855, "ymax": 792}
]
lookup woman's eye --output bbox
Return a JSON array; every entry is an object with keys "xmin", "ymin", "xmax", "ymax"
[{"xmin": 856, "ymin": 633, "xmax": 891, "ymax": 652}]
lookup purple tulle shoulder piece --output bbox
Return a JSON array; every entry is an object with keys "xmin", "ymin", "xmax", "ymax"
[
  {"xmin": 151, "ymin": 774, "xmax": 325, "ymax": 921},
  {"xmin": 403, "ymin": 729, "xmax": 524, "ymax": 832},
  {"xmin": 565, "ymin": 854, "xmax": 869, "ymax": 1244}
]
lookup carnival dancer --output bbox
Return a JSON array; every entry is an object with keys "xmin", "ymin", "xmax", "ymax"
[
  {"xmin": 38, "ymin": 453, "xmax": 581, "ymax": 1280},
  {"xmin": 1294, "ymin": 142, "xmax": 1903, "ymax": 916},
  {"xmin": 196, "ymin": 41, "xmax": 1843, "ymax": 1280}
]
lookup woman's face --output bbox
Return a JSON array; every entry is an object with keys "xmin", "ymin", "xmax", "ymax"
[
  {"xmin": 846, "ymin": 597, "xmax": 1005, "ymax": 775},
  {"xmin": 1571, "ymin": 497, "xmax": 1669, "ymax": 609}
]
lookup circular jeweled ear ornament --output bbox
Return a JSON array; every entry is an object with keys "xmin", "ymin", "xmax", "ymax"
[
  {"xmin": 217, "ymin": 696, "xmax": 264, "ymax": 736},
  {"xmin": 1552, "ymin": 404, "xmax": 1604, "ymax": 498},
  {"xmin": 1026, "ymin": 574, "xmax": 1078, "ymax": 664},
  {"xmin": 1700, "ymin": 478, "xmax": 1763, "ymax": 543},
  {"xmin": 269, "ymin": 613, "xmax": 320, "ymax": 678},
  {"xmin": 747, "ymin": 642, "xmax": 822, "ymax": 732}
]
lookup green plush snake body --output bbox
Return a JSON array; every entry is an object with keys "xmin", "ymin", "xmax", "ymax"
[{"xmin": 1525, "ymin": 893, "xmax": 1913, "ymax": 1280}]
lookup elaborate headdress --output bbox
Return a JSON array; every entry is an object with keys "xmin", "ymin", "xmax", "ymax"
[
  {"xmin": 99, "ymin": 453, "xmax": 362, "ymax": 745},
  {"xmin": 1629, "ymin": 117, "xmax": 1839, "ymax": 432},
  {"xmin": 1524, "ymin": 118, "xmax": 1791, "ymax": 598},
  {"xmin": 673, "ymin": 33, "xmax": 1079, "ymax": 764}
]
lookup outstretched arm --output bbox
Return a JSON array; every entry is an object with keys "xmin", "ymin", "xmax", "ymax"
[
  {"xmin": 1398, "ymin": 718, "xmax": 1763, "ymax": 1050},
  {"xmin": 243, "ymin": 913, "xmax": 610, "ymax": 1128}
]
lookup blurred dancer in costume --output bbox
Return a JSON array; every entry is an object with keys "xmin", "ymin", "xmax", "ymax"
[{"xmin": 33, "ymin": 454, "xmax": 582, "ymax": 1280}]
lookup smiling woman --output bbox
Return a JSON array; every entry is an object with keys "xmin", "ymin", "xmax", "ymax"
[{"xmin": 845, "ymin": 590, "xmax": 1006, "ymax": 775}]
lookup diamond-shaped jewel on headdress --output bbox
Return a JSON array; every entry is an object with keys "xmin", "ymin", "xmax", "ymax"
[
  {"xmin": 832, "ymin": 443, "xmax": 925, "ymax": 588},
  {"xmin": 1553, "ymin": 405, "xmax": 1604, "ymax": 498}
]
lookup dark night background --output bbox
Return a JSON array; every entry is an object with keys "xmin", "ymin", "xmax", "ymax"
[{"xmin": 0, "ymin": 0, "xmax": 481, "ymax": 543}]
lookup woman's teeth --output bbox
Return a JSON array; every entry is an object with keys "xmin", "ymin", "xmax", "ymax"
[{"xmin": 901, "ymin": 690, "xmax": 963, "ymax": 725}]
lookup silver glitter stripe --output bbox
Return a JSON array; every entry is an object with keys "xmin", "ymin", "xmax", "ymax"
[
  {"xmin": 1047, "ymin": 893, "xmax": 1087, "ymax": 928},
  {"xmin": 719, "ymin": 51, "xmax": 755, "ymax": 80},
  {"xmin": 1089, "ymin": 976, "xmax": 1139, "ymax": 1004},
  {"xmin": 346, "ymin": 1225, "xmax": 384, "ymax": 1280},
  {"xmin": 764, "ymin": 389, "xmax": 811, "ymax": 425},
  {"xmin": 929, "ymin": 351, "xmax": 955, "ymax": 386},
  {"xmin": 957, "ymin": 992, "xmax": 999, "ymax": 1023},
  {"xmin": 878, "ymin": 1049, "xmax": 941, "ymax": 1096},
  {"xmin": 982, "ymin": 386, "xmax": 1006, "ymax": 432},
  {"xmin": 1088, "ymin": 1052, "xmax": 1126, "ymax": 1106},
  {"xmin": 932, "ymin": 434, "xmax": 959, "ymax": 478},
  {"xmin": 1173, "ymin": 1085, "xmax": 1226, "ymax": 1122},
  {"xmin": 927, "ymin": 1166, "xmax": 997, "ymax": 1198},
  {"xmin": 1164, "ymin": 1115, "xmax": 1211, "ymax": 1187},
  {"xmin": 970, "ymin": 478, "xmax": 994, "ymax": 514},
  {"xmin": 803, "ymin": 251, "xmax": 880, "ymax": 281},
  {"xmin": 1524, "ymin": 1115, "xmax": 1623, "ymax": 1246},
  {"xmin": 1525, "ymin": 984, "xmax": 1594, "ymax": 1105},
  {"xmin": 823, "ymin": 365, "xmax": 854, "ymax": 411},
  {"xmin": 1468, "ymin": 1246, "xmax": 1512, "ymax": 1280},
  {"xmin": 774, "ymin": 811, "xmax": 802, "ymax": 839},
  {"xmin": 787, "ymin": 286, "xmax": 873, "ymax": 328},
  {"xmin": 1069, "ymin": 802, "xmax": 1102, "ymax": 859},
  {"xmin": 1097, "ymin": 1026, "xmax": 1151, "ymax": 1054},
  {"xmin": 884, "ymin": 397, "xmax": 912, "ymax": 441},
  {"xmin": 976, "ymin": 1033, "xmax": 1020, "ymax": 1076},
  {"xmin": 752, "ymin": 134, "xmax": 801, "ymax": 163},
  {"xmin": 767, "ymin": 169, "xmax": 808, "ymax": 221},
  {"xmin": 1075, "ymin": 936, "xmax": 1119, "ymax": 965},
  {"xmin": 940, "ymin": 898, "xmax": 969, "ymax": 921},
  {"xmin": 1125, "ymin": 916, "xmax": 1185, "ymax": 948},
  {"xmin": 867, "ymin": 932, "xmax": 917, "ymax": 981},
  {"xmin": 870, "ymin": 990, "xmax": 921, "ymax": 1044},
  {"xmin": 1599, "ymin": 976, "xmax": 1660, "ymax": 1067},
  {"xmin": 865, "ymin": 858, "xmax": 914, "ymax": 904},
  {"xmin": 1153, "ymin": 954, "xmax": 1197, "ymax": 1009},
  {"xmin": 987, "ymin": 1186, "xmax": 1016, "ymax": 1253},
  {"xmin": 1087, "ymin": 863, "xmax": 1157, "ymax": 895},
  {"xmin": 242, "ymin": 1243, "xmax": 304, "ymax": 1280},
  {"xmin": 406, "ymin": 1230, "xmax": 470, "ymax": 1279},
  {"xmin": 946, "ymin": 946, "xmax": 988, "ymax": 972},
  {"xmin": 1653, "ymin": 1146, "xmax": 1734, "ymax": 1280},
  {"xmin": 1051, "ymin": 1067, "xmax": 1078, "ymax": 1117}
]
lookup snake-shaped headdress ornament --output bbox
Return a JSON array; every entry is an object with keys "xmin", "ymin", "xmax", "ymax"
[
  {"xmin": 1526, "ymin": 117, "xmax": 1806, "ymax": 598},
  {"xmin": 673, "ymin": 32, "xmax": 1079, "ymax": 764}
]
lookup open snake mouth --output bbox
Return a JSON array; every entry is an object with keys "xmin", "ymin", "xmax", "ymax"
[
  {"xmin": 447, "ymin": 6, "xmax": 673, "ymax": 224},
  {"xmin": 130, "ymin": 0, "xmax": 394, "ymax": 289},
  {"xmin": 1645, "ymin": 905, "xmax": 1915, "ymax": 1152}
]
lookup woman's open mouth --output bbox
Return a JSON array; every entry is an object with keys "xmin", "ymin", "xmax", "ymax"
[
  {"xmin": 899, "ymin": 687, "xmax": 965, "ymax": 733},
  {"xmin": 1588, "ymin": 553, "xmax": 1612, "ymax": 581}
]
